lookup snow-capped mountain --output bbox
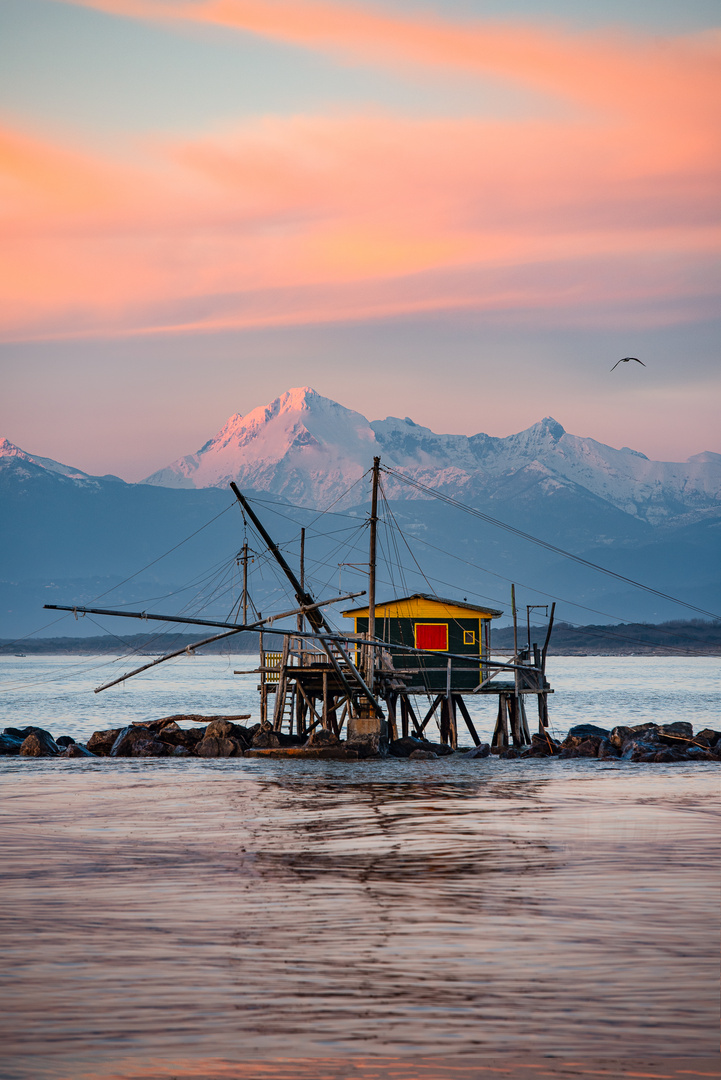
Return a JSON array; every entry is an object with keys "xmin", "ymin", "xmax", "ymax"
[
  {"xmin": 0, "ymin": 437, "xmax": 123, "ymax": 487},
  {"xmin": 142, "ymin": 388, "xmax": 721, "ymax": 525}
]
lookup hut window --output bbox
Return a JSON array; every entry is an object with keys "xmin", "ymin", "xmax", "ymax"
[
  {"xmin": 415, "ymin": 623, "xmax": 448, "ymax": 651},
  {"xmin": 463, "ymin": 630, "xmax": 476, "ymax": 645}
]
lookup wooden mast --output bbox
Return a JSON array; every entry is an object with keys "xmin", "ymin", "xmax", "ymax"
[{"xmin": 367, "ymin": 456, "xmax": 380, "ymax": 685}]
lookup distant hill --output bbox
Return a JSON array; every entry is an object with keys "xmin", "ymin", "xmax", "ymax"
[
  {"xmin": 493, "ymin": 619, "xmax": 721, "ymax": 656},
  {"xmin": 2, "ymin": 621, "xmax": 718, "ymax": 657},
  {"xmin": 0, "ymin": 632, "xmax": 259, "ymax": 656}
]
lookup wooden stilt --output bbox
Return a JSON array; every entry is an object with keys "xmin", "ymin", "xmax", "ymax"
[
  {"xmin": 454, "ymin": 694, "xmax": 480, "ymax": 746},
  {"xmin": 518, "ymin": 693, "xmax": 531, "ymax": 744},
  {"xmin": 322, "ymin": 670, "xmax": 329, "ymax": 730},
  {"xmin": 492, "ymin": 694, "xmax": 509, "ymax": 748},
  {"xmin": 400, "ymin": 696, "xmax": 410, "ymax": 738}
]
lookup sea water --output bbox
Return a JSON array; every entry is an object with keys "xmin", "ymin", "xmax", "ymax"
[
  {"xmin": 0, "ymin": 656, "xmax": 719, "ymax": 1079},
  {"xmin": 0, "ymin": 653, "xmax": 719, "ymax": 745}
]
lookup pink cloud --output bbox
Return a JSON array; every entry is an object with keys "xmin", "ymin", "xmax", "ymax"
[{"xmin": 4, "ymin": 3, "xmax": 720, "ymax": 339}]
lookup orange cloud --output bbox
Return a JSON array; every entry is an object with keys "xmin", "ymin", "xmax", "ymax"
[
  {"xmin": 59, "ymin": 0, "xmax": 721, "ymax": 119},
  {"xmin": 4, "ymin": 3, "xmax": 720, "ymax": 339}
]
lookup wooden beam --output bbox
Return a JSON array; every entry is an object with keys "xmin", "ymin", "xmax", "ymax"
[{"xmin": 454, "ymin": 694, "xmax": 480, "ymax": 746}]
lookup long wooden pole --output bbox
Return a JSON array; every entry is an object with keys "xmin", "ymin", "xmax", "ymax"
[
  {"xmin": 297, "ymin": 527, "xmax": 305, "ymax": 635},
  {"xmin": 242, "ymin": 541, "xmax": 249, "ymax": 625},
  {"xmin": 367, "ymin": 456, "xmax": 380, "ymax": 683}
]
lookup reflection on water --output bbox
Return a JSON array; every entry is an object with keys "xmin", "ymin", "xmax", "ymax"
[{"xmin": 1, "ymin": 760, "xmax": 718, "ymax": 1079}]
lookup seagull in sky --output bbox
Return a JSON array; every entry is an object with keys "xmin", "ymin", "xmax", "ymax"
[{"xmin": 611, "ymin": 356, "xmax": 646, "ymax": 371}]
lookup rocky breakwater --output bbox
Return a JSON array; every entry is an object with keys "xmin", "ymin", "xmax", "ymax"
[
  {"xmin": 2, "ymin": 718, "xmax": 719, "ymax": 763},
  {"xmin": 492, "ymin": 722, "xmax": 721, "ymax": 762}
]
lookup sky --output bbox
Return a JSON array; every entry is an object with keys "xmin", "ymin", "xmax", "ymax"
[{"xmin": 0, "ymin": 0, "xmax": 719, "ymax": 480}]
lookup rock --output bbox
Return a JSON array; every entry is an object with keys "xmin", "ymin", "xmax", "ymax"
[
  {"xmin": 557, "ymin": 747, "xmax": 581, "ymax": 758},
  {"xmin": 159, "ymin": 725, "xmax": 207, "ymax": 750},
  {"xmin": 4, "ymin": 726, "xmax": 42, "ymax": 740},
  {"xmin": 195, "ymin": 735, "xmax": 245, "ymax": 758},
  {"xmin": 205, "ymin": 718, "xmax": 252, "ymax": 746},
  {"xmin": 409, "ymin": 749, "xmax": 438, "ymax": 760},
  {"xmin": 609, "ymin": 725, "xmax": 633, "ymax": 749},
  {"xmin": 109, "ymin": 726, "xmax": 170, "ymax": 757},
  {"xmin": 652, "ymin": 748, "xmax": 687, "ymax": 763},
  {"xmin": 171, "ymin": 745, "xmax": 191, "ymax": 756},
  {"xmin": 622, "ymin": 738, "xmax": 664, "ymax": 762},
  {"xmin": 56, "ymin": 735, "xmax": 76, "ymax": 747},
  {"xmin": 597, "ymin": 737, "xmax": 619, "ymax": 759},
  {"xmin": 305, "ymin": 728, "xmax": 341, "ymax": 748},
  {"xmin": 389, "ymin": 736, "xmax": 437, "ymax": 758},
  {"xmin": 86, "ymin": 727, "xmax": 123, "ymax": 755},
  {"xmin": 531, "ymin": 733, "xmax": 560, "ymax": 755},
  {"xmin": 205, "ymin": 718, "xmax": 236, "ymax": 739},
  {"xmin": 696, "ymin": 728, "xmax": 721, "ymax": 747},
  {"xmin": 576, "ymin": 737, "xmax": 604, "ymax": 757},
  {"xmin": 499, "ymin": 748, "xmax": 518, "ymax": 759},
  {"xmin": 20, "ymin": 729, "xmax": 60, "ymax": 757},
  {"xmin": 58, "ymin": 743, "xmax": 96, "ymax": 758},
  {"xmin": 464, "ymin": 743, "xmax": 491, "ymax": 758},
  {"xmin": 566, "ymin": 724, "xmax": 611, "ymax": 741},
  {"xmin": 683, "ymin": 746, "xmax": 714, "ymax": 761},
  {"xmin": 251, "ymin": 720, "xmax": 281, "ymax": 749},
  {"xmin": 629, "ymin": 722, "xmax": 660, "ymax": 737},
  {"xmin": 0, "ymin": 732, "xmax": 24, "ymax": 755}
]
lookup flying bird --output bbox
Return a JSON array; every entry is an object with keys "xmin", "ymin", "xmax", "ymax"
[{"xmin": 611, "ymin": 356, "xmax": 646, "ymax": 371}]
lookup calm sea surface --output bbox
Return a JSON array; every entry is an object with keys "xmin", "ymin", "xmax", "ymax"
[{"xmin": 0, "ymin": 656, "xmax": 719, "ymax": 1080}]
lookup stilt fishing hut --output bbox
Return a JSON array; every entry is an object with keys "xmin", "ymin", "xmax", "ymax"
[{"xmin": 45, "ymin": 456, "xmax": 554, "ymax": 753}]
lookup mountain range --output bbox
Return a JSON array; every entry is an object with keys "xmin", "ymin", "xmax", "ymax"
[
  {"xmin": 142, "ymin": 387, "xmax": 721, "ymax": 527},
  {"xmin": 1, "ymin": 388, "xmax": 719, "ymax": 638}
]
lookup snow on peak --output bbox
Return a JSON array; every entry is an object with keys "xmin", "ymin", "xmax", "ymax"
[
  {"xmin": 141, "ymin": 389, "xmax": 721, "ymax": 522},
  {"xmin": 0, "ymin": 437, "xmax": 94, "ymax": 481},
  {"xmin": 143, "ymin": 387, "xmax": 379, "ymax": 503}
]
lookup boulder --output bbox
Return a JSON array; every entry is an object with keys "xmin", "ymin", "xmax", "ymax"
[
  {"xmin": 195, "ymin": 735, "xmax": 245, "ymax": 758},
  {"xmin": 389, "ymin": 735, "xmax": 447, "ymax": 758},
  {"xmin": 0, "ymin": 732, "xmax": 24, "ymax": 755},
  {"xmin": 87, "ymin": 727, "xmax": 123, "ymax": 755},
  {"xmin": 58, "ymin": 743, "xmax": 96, "ymax": 758},
  {"xmin": 20, "ymin": 729, "xmax": 60, "ymax": 757},
  {"xmin": 498, "ymin": 748, "xmax": 519, "ymax": 759},
  {"xmin": 159, "ymin": 725, "xmax": 207, "ymax": 751},
  {"xmin": 575, "ymin": 737, "xmax": 604, "ymax": 757},
  {"xmin": 652, "ymin": 748, "xmax": 687, "ymax": 763},
  {"xmin": 566, "ymin": 724, "xmax": 611, "ymax": 741},
  {"xmin": 409, "ymin": 749, "xmax": 438, "ymax": 760},
  {"xmin": 56, "ymin": 735, "xmax": 76, "ymax": 747},
  {"xmin": 696, "ymin": 729, "xmax": 721, "ymax": 747},
  {"xmin": 621, "ymin": 738, "xmax": 664, "ymax": 762},
  {"xmin": 252, "ymin": 721, "xmax": 281, "ymax": 749},
  {"xmin": 531, "ymin": 733, "xmax": 560, "ymax": 755},
  {"xmin": 4, "ymin": 726, "xmax": 41, "ymax": 740},
  {"xmin": 464, "ymin": 743, "xmax": 491, "ymax": 758},
  {"xmin": 109, "ymin": 726, "xmax": 170, "ymax": 757},
  {"xmin": 609, "ymin": 725, "xmax": 633, "ymax": 749},
  {"xmin": 305, "ymin": 728, "xmax": 340, "ymax": 748},
  {"xmin": 657, "ymin": 722, "xmax": 694, "ymax": 747},
  {"xmin": 206, "ymin": 718, "xmax": 251, "ymax": 745},
  {"xmin": 597, "ymin": 737, "xmax": 620, "ymax": 760},
  {"xmin": 683, "ymin": 746, "xmax": 714, "ymax": 761}
]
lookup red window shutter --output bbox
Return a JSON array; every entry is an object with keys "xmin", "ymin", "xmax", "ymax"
[{"xmin": 415, "ymin": 623, "xmax": 448, "ymax": 650}]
